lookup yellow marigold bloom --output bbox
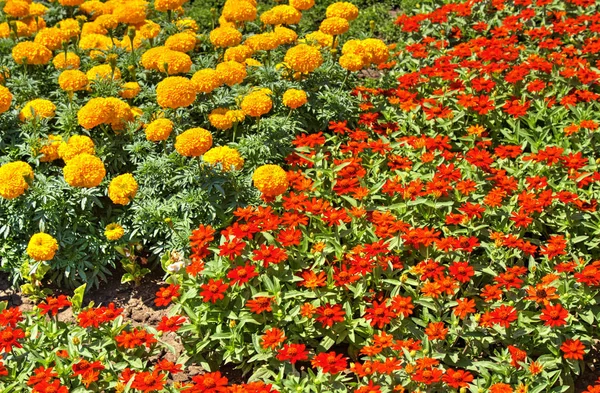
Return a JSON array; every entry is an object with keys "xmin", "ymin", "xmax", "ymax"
[
  {"xmin": 29, "ymin": 2, "xmax": 48, "ymax": 16},
  {"xmin": 203, "ymin": 146, "xmax": 244, "ymax": 171},
  {"xmin": 283, "ymin": 89, "xmax": 307, "ymax": 109},
  {"xmin": 339, "ymin": 53, "xmax": 364, "ymax": 71},
  {"xmin": 57, "ymin": 18, "xmax": 80, "ymax": 38},
  {"xmin": 320, "ymin": 17, "xmax": 349, "ymax": 36},
  {"xmin": 53, "ymin": 52, "xmax": 80, "ymax": 70},
  {"xmin": 0, "ymin": 21, "xmax": 30, "ymax": 39},
  {"xmin": 120, "ymin": 82, "xmax": 141, "ymax": 99},
  {"xmin": 113, "ymin": 0, "xmax": 147, "ymax": 25},
  {"xmin": 79, "ymin": 33, "xmax": 113, "ymax": 52},
  {"xmin": 138, "ymin": 19, "xmax": 161, "ymax": 39},
  {"xmin": 63, "ymin": 153, "xmax": 106, "ymax": 188},
  {"xmin": 174, "ymin": 128, "xmax": 213, "ymax": 157},
  {"xmin": 245, "ymin": 58, "xmax": 262, "ymax": 67},
  {"xmin": 155, "ymin": 0, "xmax": 187, "ymax": 11},
  {"xmin": 244, "ymin": 33, "xmax": 279, "ymax": 52},
  {"xmin": 208, "ymin": 108, "xmax": 233, "ymax": 130},
  {"xmin": 224, "ymin": 45, "xmax": 254, "ymax": 63},
  {"xmin": 12, "ymin": 42, "xmax": 52, "ymax": 65},
  {"xmin": 34, "ymin": 28, "xmax": 68, "ymax": 51},
  {"xmin": 140, "ymin": 46, "xmax": 166, "ymax": 70},
  {"xmin": 253, "ymin": 164, "xmax": 288, "ymax": 197},
  {"xmin": 222, "ymin": 0, "xmax": 257, "ymax": 23},
  {"xmin": 87, "ymin": 64, "xmax": 121, "ymax": 81},
  {"xmin": 81, "ymin": 22, "xmax": 107, "ymax": 36},
  {"xmin": 19, "ymin": 99, "xmax": 56, "ymax": 121},
  {"xmin": 39, "ymin": 135, "xmax": 62, "ymax": 162},
  {"xmin": 145, "ymin": 118, "xmax": 173, "ymax": 141},
  {"xmin": 0, "ymin": 85, "xmax": 12, "ymax": 114},
  {"xmin": 77, "ymin": 97, "xmax": 113, "ymax": 129},
  {"xmin": 218, "ymin": 16, "xmax": 236, "ymax": 28},
  {"xmin": 105, "ymin": 97, "xmax": 133, "ymax": 131},
  {"xmin": 24, "ymin": 16, "xmax": 46, "ymax": 34},
  {"xmin": 274, "ymin": 26, "xmax": 297, "ymax": 45},
  {"xmin": 216, "ymin": 61, "xmax": 247, "ymax": 87},
  {"xmin": 226, "ymin": 109, "xmax": 245, "ymax": 123},
  {"xmin": 284, "ymin": 44, "xmax": 323, "ymax": 73},
  {"xmin": 108, "ymin": 173, "xmax": 138, "ymax": 205},
  {"xmin": 175, "ymin": 17, "xmax": 198, "ymax": 32},
  {"xmin": 0, "ymin": 161, "xmax": 33, "ymax": 200},
  {"xmin": 304, "ymin": 31, "xmax": 334, "ymax": 48},
  {"xmin": 157, "ymin": 50, "xmax": 192, "ymax": 75},
  {"xmin": 58, "ymin": 135, "xmax": 95, "ymax": 162},
  {"xmin": 58, "ymin": 0, "xmax": 85, "ymax": 6},
  {"xmin": 260, "ymin": 5, "xmax": 301, "ymax": 25},
  {"xmin": 3, "ymin": 0, "xmax": 29, "ymax": 18},
  {"xmin": 27, "ymin": 233, "xmax": 58, "ymax": 262},
  {"xmin": 58, "ymin": 70, "xmax": 89, "ymax": 92},
  {"xmin": 95, "ymin": 14, "xmax": 119, "ymax": 30},
  {"xmin": 210, "ymin": 26, "xmax": 242, "ymax": 48},
  {"xmin": 363, "ymin": 38, "xmax": 389, "ymax": 65},
  {"xmin": 105, "ymin": 223, "xmax": 124, "ymax": 241},
  {"xmin": 241, "ymin": 91, "xmax": 272, "ymax": 118},
  {"xmin": 191, "ymin": 68, "xmax": 222, "ymax": 94},
  {"xmin": 290, "ymin": 0, "xmax": 314, "ymax": 10},
  {"xmin": 326, "ymin": 2, "xmax": 359, "ymax": 21},
  {"xmin": 156, "ymin": 77, "xmax": 197, "ymax": 109},
  {"xmin": 165, "ymin": 32, "xmax": 196, "ymax": 52},
  {"xmin": 80, "ymin": 0, "xmax": 106, "ymax": 17}
]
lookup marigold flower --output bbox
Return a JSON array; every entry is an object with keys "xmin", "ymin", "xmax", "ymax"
[
  {"xmin": 34, "ymin": 28, "xmax": 68, "ymax": 51},
  {"xmin": 156, "ymin": 50, "xmax": 192, "ymax": 75},
  {"xmin": 241, "ymin": 91, "xmax": 272, "ymax": 117},
  {"xmin": 58, "ymin": 70, "xmax": 89, "ymax": 92},
  {"xmin": 274, "ymin": 26, "xmax": 298, "ymax": 45},
  {"xmin": 326, "ymin": 2, "xmax": 359, "ymax": 20},
  {"xmin": 57, "ymin": 18, "xmax": 80, "ymax": 38},
  {"xmin": 86, "ymin": 64, "xmax": 121, "ymax": 81},
  {"xmin": 215, "ymin": 61, "xmax": 247, "ymax": 87},
  {"xmin": 154, "ymin": 0, "xmax": 187, "ymax": 11},
  {"xmin": 282, "ymin": 89, "xmax": 307, "ymax": 109},
  {"xmin": 165, "ymin": 32, "xmax": 196, "ymax": 52},
  {"xmin": 210, "ymin": 26, "xmax": 242, "ymax": 48},
  {"xmin": 3, "ymin": 0, "xmax": 29, "ymax": 18},
  {"xmin": 244, "ymin": 33, "xmax": 279, "ymax": 51},
  {"xmin": 120, "ymin": 82, "xmax": 141, "ymax": 99},
  {"xmin": 284, "ymin": 44, "xmax": 323, "ymax": 73},
  {"xmin": 339, "ymin": 53, "xmax": 364, "ymax": 71},
  {"xmin": 222, "ymin": 0, "xmax": 257, "ymax": 22},
  {"xmin": 0, "ymin": 85, "xmax": 12, "ymax": 114},
  {"xmin": 203, "ymin": 146, "xmax": 244, "ymax": 171},
  {"xmin": 191, "ymin": 68, "xmax": 222, "ymax": 94},
  {"xmin": 208, "ymin": 108, "xmax": 233, "ymax": 130},
  {"xmin": 260, "ymin": 5, "xmax": 301, "ymax": 25},
  {"xmin": 252, "ymin": 165, "xmax": 288, "ymax": 197},
  {"xmin": 58, "ymin": 135, "xmax": 95, "ymax": 162},
  {"xmin": 77, "ymin": 97, "xmax": 122, "ymax": 130},
  {"xmin": 156, "ymin": 77, "xmax": 196, "ymax": 109},
  {"xmin": 58, "ymin": 0, "xmax": 85, "ymax": 6},
  {"xmin": 39, "ymin": 135, "xmax": 62, "ymax": 162},
  {"xmin": 27, "ymin": 233, "xmax": 59, "ymax": 261},
  {"xmin": 79, "ymin": 33, "xmax": 114, "ymax": 54},
  {"xmin": 108, "ymin": 173, "xmax": 138, "ymax": 205},
  {"xmin": 304, "ymin": 31, "xmax": 334, "ymax": 48},
  {"xmin": 12, "ymin": 41, "xmax": 52, "ymax": 65},
  {"xmin": 104, "ymin": 223, "xmax": 124, "ymax": 241},
  {"xmin": 63, "ymin": 153, "xmax": 106, "ymax": 188},
  {"xmin": 145, "ymin": 118, "xmax": 174, "ymax": 142},
  {"xmin": 226, "ymin": 109, "xmax": 245, "ymax": 123},
  {"xmin": 53, "ymin": 52, "xmax": 80, "ymax": 70},
  {"xmin": 174, "ymin": 128, "xmax": 213, "ymax": 157},
  {"xmin": 19, "ymin": 99, "xmax": 56, "ymax": 121},
  {"xmin": 320, "ymin": 17, "xmax": 350, "ymax": 36},
  {"xmin": 0, "ymin": 161, "xmax": 34, "ymax": 200},
  {"xmin": 113, "ymin": 0, "xmax": 147, "ymax": 24},
  {"xmin": 224, "ymin": 45, "xmax": 254, "ymax": 63},
  {"xmin": 0, "ymin": 21, "xmax": 30, "ymax": 38},
  {"xmin": 290, "ymin": 0, "xmax": 315, "ymax": 10}
]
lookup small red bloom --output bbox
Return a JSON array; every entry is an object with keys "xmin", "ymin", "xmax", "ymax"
[
  {"xmin": 155, "ymin": 284, "xmax": 181, "ymax": 307},
  {"xmin": 276, "ymin": 343, "xmax": 309, "ymax": 364},
  {"xmin": 311, "ymin": 351, "xmax": 348, "ymax": 374},
  {"xmin": 200, "ymin": 279, "xmax": 228, "ymax": 303},
  {"xmin": 540, "ymin": 303, "xmax": 568, "ymax": 327}
]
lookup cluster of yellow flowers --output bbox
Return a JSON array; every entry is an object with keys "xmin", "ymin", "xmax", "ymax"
[
  {"xmin": 78, "ymin": 97, "xmax": 135, "ymax": 131},
  {"xmin": 0, "ymin": 161, "xmax": 34, "ymax": 200}
]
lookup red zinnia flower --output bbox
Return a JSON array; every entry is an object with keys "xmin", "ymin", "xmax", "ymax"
[
  {"xmin": 490, "ymin": 305, "xmax": 517, "ymax": 328},
  {"xmin": 315, "ymin": 304, "xmax": 346, "ymax": 328},
  {"xmin": 227, "ymin": 263, "xmax": 258, "ymax": 286},
  {"xmin": 261, "ymin": 328, "xmax": 286, "ymax": 350},
  {"xmin": 155, "ymin": 284, "xmax": 181, "ymax": 307},
  {"xmin": 540, "ymin": 303, "xmax": 568, "ymax": 327},
  {"xmin": 561, "ymin": 339, "xmax": 586, "ymax": 360},
  {"xmin": 442, "ymin": 368, "xmax": 474, "ymax": 388},
  {"xmin": 200, "ymin": 279, "xmax": 228, "ymax": 303},
  {"xmin": 37, "ymin": 295, "xmax": 71, "ymax": 316},
  {"xmin": 311, "ymin": 351, "xmax": 348, "ymax": 374},
  {"xmin": 157, "ymin": 315, "xmax": 187, "ymax": 333},
  {"xmin": 132, "ymin": 369, "xmax": 166, "ymax": 392},
  {"xmin": 364, "ymin": 301, "xmax": 396, "ymax": 329},
  {"xmin": 246, "ymin": 297, "xmax": 274, "ymax": 314},
  {"xmin": 185, "ymin": 371, "xmax": 228, "ymax": 393},
  {"xmin": 276, "ymin": 343, "xmax": 309, "ymax": 364},
  {"xmin": 0, "ymin": 326, "xmax": 24, "ymax": 353}
]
